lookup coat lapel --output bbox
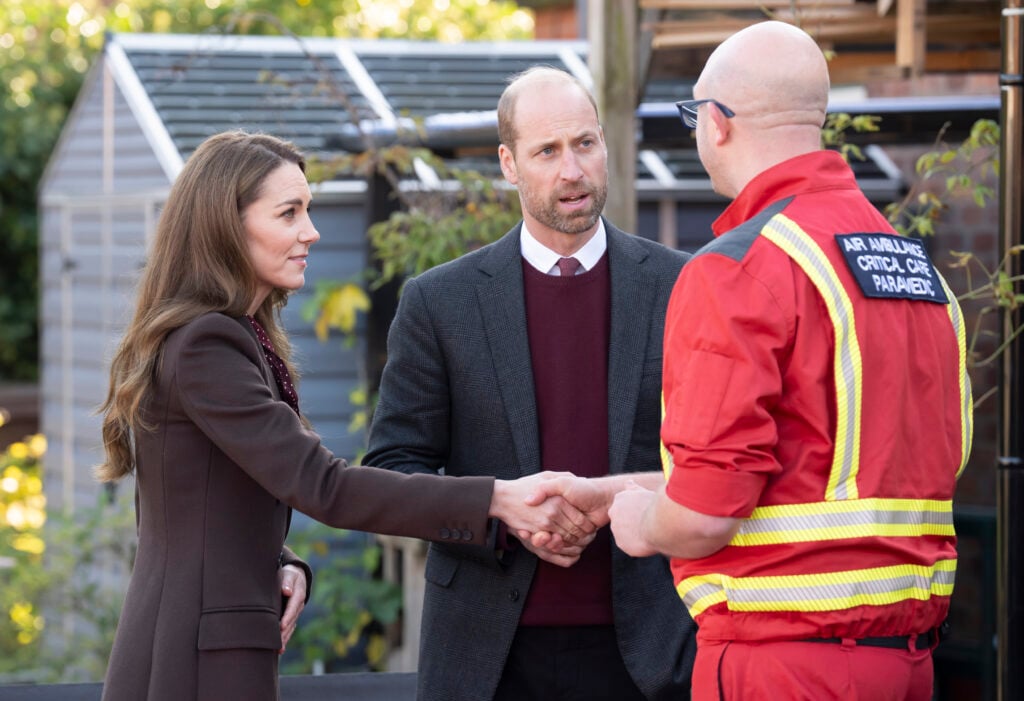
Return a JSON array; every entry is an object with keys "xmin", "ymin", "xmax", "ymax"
[
  {"xmin": 475, "ymin": 227, "xmax": 541, "ymax": 475},
  {"xmin": 606, "ymin": 224, "xmax": 657, "ymax": 474}
]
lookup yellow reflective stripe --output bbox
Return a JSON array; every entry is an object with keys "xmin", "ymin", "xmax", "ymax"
[
  {"xmin": 660, "ymin": 392, "xmax": 673, "ymax": 481},
  {"xmin": 678, "ymin": 559, "xmax": 956, "ymax": 616},
  {"xmin": 760, "ymin": 214, "xmax": 863, "ymax": 501},
  {"xmin": 937, "ymin": 272, "xmax": 973, "ymax": 479},
  {"xmin": 730, "ymin": 498, "xmax": 954, "ymax": 546}
]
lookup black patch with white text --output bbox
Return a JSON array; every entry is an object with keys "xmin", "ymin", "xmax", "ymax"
[{"xmin": 836, "ymin": 233, "xmax": 948, "ymax": 304}]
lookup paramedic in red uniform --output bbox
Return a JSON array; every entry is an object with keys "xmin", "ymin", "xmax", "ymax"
[{"xmin": 608, "ymin": 21, "xmax": 973, "ymax": 701}]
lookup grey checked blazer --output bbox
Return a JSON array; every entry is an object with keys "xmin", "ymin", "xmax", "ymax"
[{"xmin": 364, "ymin": 221, "xmax": 697, "ymax": 701}]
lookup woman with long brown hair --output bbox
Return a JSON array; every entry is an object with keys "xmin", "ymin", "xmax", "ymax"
[{"xmin": 98, "ymin": 130, "xmax": 595, "ymax": 701}]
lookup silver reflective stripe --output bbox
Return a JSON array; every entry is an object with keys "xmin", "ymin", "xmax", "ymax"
[
  {"xmin": 732, "ymin": 498, "xmax": 954, "ymax": 545},
  {"xmin": 680, "ymin": 559, "xmax": 957, "ymax": 616},
  {"xmin": 724, "ymin": 567, "xmax": 956, "ymax": 608}
]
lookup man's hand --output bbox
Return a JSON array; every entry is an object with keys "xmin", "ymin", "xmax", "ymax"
[
  {"xmin": 279, "ymin": 564, "xmax": 307, "ymax": 654},
  {"xmin": 517, "ymin": 533, "xmax": 588, "ymax": 568},
  {"xmin": 608, "ymin": 481, "xmax": 659, "ymax": 557},
  {"xmin": 523, "ymin": 474, "xmax": 614, "ymax": 529},
  {"xmin": 490, "ymin": 472, "xmax": 601, "ymax": 545}
]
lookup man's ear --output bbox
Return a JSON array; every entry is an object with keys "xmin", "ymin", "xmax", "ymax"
[
  {"xmin": 498, "ymin": 143, "xmax": 518, "ymax": 184},
  {"xmin": 709, "ymin": 104, "xmax": 731, "ymax": 146}
]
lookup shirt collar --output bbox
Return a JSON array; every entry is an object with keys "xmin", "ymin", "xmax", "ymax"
[{"xmin": 520, "ymin": 219, "xmax": 607, "ymax": 275}]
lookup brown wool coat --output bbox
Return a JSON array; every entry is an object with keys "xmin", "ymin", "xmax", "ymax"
[{"xmin": 101, "ymin": 313, "xmax": 494, "ymax": 701}]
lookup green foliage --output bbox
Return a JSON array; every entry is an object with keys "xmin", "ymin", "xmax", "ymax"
[
  {"xmin": 884, "ymin": 119, "xmax": 1000, "ymax": 239},
  {"xmin": 0, "ymin": 435, "xmax": 135, "ymax": 683},
  {"xmin": 944, "ymin": 244, "xmax": 1024, "ymax": 407},
  {"xmin": 821, "ymin": 112, "xmax": 881, "ymax": 163},
  {"xmin": 281, "ymin": 522, "xmax": 402, "ymax": 674},
  {"xmin": 366, "ymin": 157, "xmax": 522, "ymax": 288},
  {"xmin": 0, "ymin": 1, "xmax": 98, "ymax": 380}
]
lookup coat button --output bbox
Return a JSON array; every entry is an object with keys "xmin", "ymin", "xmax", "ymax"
[
  {"xmin": 440, "ymin": 528, "xmax": 450, "ymax": 539},
  {"xmin": 509, "ymin": 589, "xmax": 519, "ymax": 602},
  {"xmin": 461, "ymin": 530, "xmax": 473, "ymax": 541}
]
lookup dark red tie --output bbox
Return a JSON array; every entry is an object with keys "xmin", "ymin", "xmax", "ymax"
[
  {"xmin": 557, "ymin": 257, "xmax": 581, "ymax": 277},
  {"xmin": 246, "ymin": 315, "xmax": 300, "ymax": 415}
]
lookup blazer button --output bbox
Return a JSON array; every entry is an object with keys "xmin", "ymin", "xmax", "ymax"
[
  {"xmin": 439, "ymin": 528, "xmax": 450, "ymax": 539},
  {"xmin": 509, "ymin": 589, "xmax": 520, "ymax": 602},
  {"xmin": 461, "ymin": 530, "xmax": 473, "ymax": 541}
]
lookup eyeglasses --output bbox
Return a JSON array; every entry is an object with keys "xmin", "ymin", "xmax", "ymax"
[{"xmin": 675, "ymin": 99, "xmax": 736, "ymax": 129}]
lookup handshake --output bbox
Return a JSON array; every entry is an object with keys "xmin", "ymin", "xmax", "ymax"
[{"xmin": 488, "ymin": 471, "xmax": 660, "ymax": 567}]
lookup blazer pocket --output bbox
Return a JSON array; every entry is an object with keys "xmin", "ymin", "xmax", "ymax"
[
  {"xmin": 424, "ymin": 548, "xmax": 461, "ymax": 588},
  {"xmin": 197, "ymin": 607, "xmax": 281, "ymax": 651}
]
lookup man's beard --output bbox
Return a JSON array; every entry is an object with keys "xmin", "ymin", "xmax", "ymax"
[{"xmin": 520, "ymin": 179, "xmax": 608, "ymax": 236}]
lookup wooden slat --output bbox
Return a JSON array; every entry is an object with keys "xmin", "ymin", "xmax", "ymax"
[
  {"xmin": 896, "ymin": 0, "xmax": 927, "ymax": 75},
  {"xmin": 827, "ymin": 48, "xmax": 1001, "ymax": 82}
]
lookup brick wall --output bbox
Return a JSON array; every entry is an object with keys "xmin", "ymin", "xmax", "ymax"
[{"xmin": 532, "ymin": 5, "xmax": 579, "ymax": 39}]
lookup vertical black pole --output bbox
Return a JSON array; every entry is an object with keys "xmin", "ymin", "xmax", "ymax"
[
  {"xmin": 997, "ymin": 3, "xmax": 1024, "ymax": 700},
  {"xmin": 364, "ymin": 173, "xmax": 402, "ymax": 416}
]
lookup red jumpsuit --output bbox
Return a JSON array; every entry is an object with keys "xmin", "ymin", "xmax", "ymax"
[{"xmin": 661, "ymin": 151, "xmax": 972, "ymax": 700}]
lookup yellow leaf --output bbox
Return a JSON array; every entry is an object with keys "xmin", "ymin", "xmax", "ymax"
[
  {"xmin": 24, "ymin": 476, "xmax": 42, "ymax": 495},
  {"xmin": 10, "ymin": 602, "xmax": 35, "ymax": 627},
  {"xmin": 366, "ymin": 633, "xmax": 387, "ymax": 665},
  {"xmin": 12, "ymin": 533, "xmax": 45, "ymax": 554},
  {"xmin": 317, "ymin": 284, "xmax": 371, "ymax": 336},
  {"xmin": 27, "ymin": 434, "xmax": 47, "ymax": 458}
]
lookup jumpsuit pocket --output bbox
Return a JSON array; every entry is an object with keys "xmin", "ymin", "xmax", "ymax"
[
  {"xmin": 671, "ymin": 349, "xmax": 735, "ymax": 448},
  {"xmin": 197, "ymin": 608, "xmax": 281, "ymax": 651}
]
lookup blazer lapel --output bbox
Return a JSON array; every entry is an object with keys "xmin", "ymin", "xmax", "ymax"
[
  {"xmin": 606, "ymin": 223, "xmax": 657, "ymax": 474},
  {"xmin": 476, "ymin": 227, "xmax": 542, "ymax": 475}
]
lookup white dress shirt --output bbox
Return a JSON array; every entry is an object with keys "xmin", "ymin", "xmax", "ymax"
[{"xmin": 519, "ymin": 221, "xmax": 607, "ymax": 276}]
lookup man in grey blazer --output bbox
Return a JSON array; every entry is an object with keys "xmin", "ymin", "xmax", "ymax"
[{"xmin": 364, "ymin": 67, "xmax": 697, "ymax": 700}]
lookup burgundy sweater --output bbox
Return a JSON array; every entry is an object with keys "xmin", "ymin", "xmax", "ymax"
[{"xmin": 519, "ymin": 253, "xmax": 613, "ymax": 626}]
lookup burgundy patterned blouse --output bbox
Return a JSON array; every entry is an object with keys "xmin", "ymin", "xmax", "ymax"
[{"xmin": 245, "ymin": 315, "xmax": 300, "ymax": 415}]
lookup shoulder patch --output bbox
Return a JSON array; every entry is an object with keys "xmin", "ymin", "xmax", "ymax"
[
  {"xmin": 694, "ymin": 197, "xmax": 794, "ymax": 263},
  {"xmin": 836, "ymin": 233, "xmax": 948, "ymax": 304}
]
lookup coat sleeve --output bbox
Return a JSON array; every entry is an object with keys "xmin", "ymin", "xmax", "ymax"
[
  {"xmin": 364, "ymin": 278, "xmax": 506, "ymax": 566},
  {"xmin": 169, "ymin": 313, "xmax": 495, "ymax": 545},
  {"xmin": 364, "ymin": 277, "xmax": 452, "ymax": 476}
]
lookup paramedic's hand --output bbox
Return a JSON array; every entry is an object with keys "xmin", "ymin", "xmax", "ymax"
[{"xmin": 609, "ymin": 482, "xmax": 660, "ymax": 557}]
